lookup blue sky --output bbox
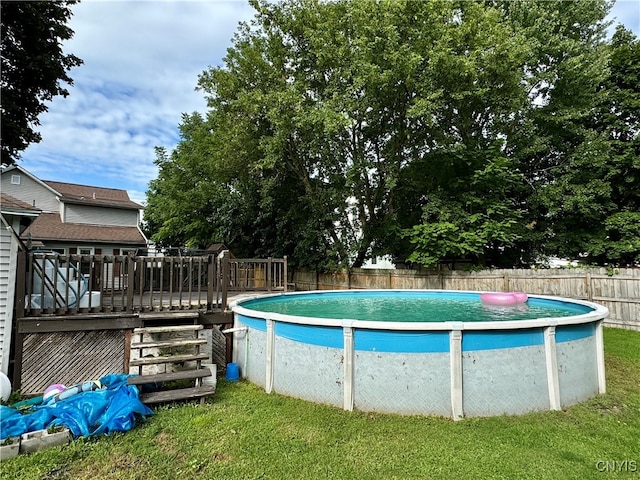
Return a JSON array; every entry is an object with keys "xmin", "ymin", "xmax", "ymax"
[{"xmin": 16, "ymin": 0, "xmax": 640, "ymax": 206}]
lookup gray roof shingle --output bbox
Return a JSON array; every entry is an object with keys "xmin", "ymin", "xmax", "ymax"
[
  {"xmin": 43, "ymin": 180, "xmax": 143, "ymax": 210},
  {"xmin": 21, "ymin": 212, "xmax": 147, "ymax": 245}
]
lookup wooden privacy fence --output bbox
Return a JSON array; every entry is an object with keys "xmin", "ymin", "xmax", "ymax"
[
  {"xmin": 292, "ymin": 267, "xmax": 640, "ymax": 331},
  {"xmin": 16, "ymin": 251, "xmax": 288, "ymax": 317}
]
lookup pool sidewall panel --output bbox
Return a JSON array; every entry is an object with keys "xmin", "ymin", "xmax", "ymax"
[
  {"xmin": 353, "ymin": 351, "xmax": 451, "ymax": 416},
  {"xmin": 462, "ymin": 345, "xmax": 550, "ymax": 417},
  {"xmin": 235, "ymin": 318, "xmax": 267, "ymax": 388},
  {"xmin": 272, "ymin": 336, "xmax": 344, "ymax": 408},
  {"xmin": 557, "ymin": 336, "xmax": 598, "ymax": 406},
  {"xmin": 247, "ymin": 329, "xmax": 267, "ymax": 388}
]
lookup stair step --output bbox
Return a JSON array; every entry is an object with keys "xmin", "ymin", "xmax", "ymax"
[
  {"xmin": 129, "ymin": 353, "xmax": 209, "ymax": 366},
  {"xmin": 140, "ymin": 386, "xmax": 215, "ymax": 404},
  {"xmin": 134, "ymin": 325, "xmax": 203, "ymax": 334},
  {"xmin": 139, "ymin": 311, "xmax": 200, "ymax": 321},
  {"xmin": 131, "ymin": 338, "xmax": 207, "ymax": 349},
  {"xmin": 127, "ymin": 368, "xmax": 212, "ymax": 385}
]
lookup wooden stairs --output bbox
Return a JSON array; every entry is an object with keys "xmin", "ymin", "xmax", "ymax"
[{"xmin": 127, "ymin": 322, "xmax": 215, "ymax": 405}]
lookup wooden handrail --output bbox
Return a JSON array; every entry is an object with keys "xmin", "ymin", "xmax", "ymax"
[{"xmin": 18, "ymin": 251, "xmax": 287, "ymax": 317}]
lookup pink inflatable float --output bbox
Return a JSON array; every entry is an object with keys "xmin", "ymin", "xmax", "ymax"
[{"xmin": 480, "ymin": 291, "xmax": 528, "ymax": 306}]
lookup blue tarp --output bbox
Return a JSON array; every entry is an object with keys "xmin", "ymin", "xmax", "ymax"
[{"xmin": 0, "ymin": 374, "xmax": 153, "ymax": 440}]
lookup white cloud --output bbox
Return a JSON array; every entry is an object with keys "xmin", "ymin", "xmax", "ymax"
[{"xmin": 21, "ymin": 0, "xmax": 255, "ymax": 199}]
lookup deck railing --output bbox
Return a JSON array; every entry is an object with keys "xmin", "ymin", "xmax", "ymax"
[
  {"xmin": 228, "ymin": 257, "xmax": 288, "ymax": 292},
  {"xmin": 16, "ymin": 251, "xmax": 288, "ymax": 317}
]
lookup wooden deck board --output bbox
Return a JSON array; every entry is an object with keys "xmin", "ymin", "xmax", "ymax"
[
  {"xmin": 140, "ymin": 386, "xmax": 215, "ymax": 404},
  {"xmin": 128, "ymin": 352, "xmax": 208, "ymax": 366},
  {"xmin": 127, "ymin": 368, "xmax": 212, "ymax": 385},
  {"xmin": 130, "ymin": 338, "xmax": 207, "ymax": 349},
  {"xmin": 134, "ymin": 325, "xmax": 203, "ymax": 334}
]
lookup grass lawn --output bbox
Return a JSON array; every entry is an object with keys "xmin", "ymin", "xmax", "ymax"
[{"xmin": 3, "ymin": 327, "xmax": 639, "ymax": 480}]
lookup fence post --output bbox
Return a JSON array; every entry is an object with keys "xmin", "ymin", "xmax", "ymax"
[
  {"xmin": 586, "ymin": 272, "xmax": 593, "ymax": 302},
  {"xmin": 15, "ymin": 250, "xmax": 27, "ymax": 319},
  {"xmin": 207, "ymin": 255, "xmax": 215, "ymax": 309},
  {"xmin": 221, "ymin": 251, "xmax": 230, "ymax": 308},
  {"xmin": 503, "ymin": 271, "xmax": 510, "ymax": 292},
  {"xmin": 267, "ymin": 257, "xmax": 272, "ymax": 292},
  {"xmin": 283, "ymin": 256, "xmax": 288, "ymax": 293},
  {"xmin": 138, "ymin": 256, "xmax": 145, "ymax": 310},
  {"xmin": 126, "ymin": 254, "xmax": 134, "ymax": 313}
]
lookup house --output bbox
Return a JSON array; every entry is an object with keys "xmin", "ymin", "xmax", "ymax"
[
  {"xmin": 0, "ymin": 165, "xmax": 147, "ymax": 256},
  {"xmin": 1, "ymin": 165, "xmax": 149, "ymax": 376},
  {"xmin": 0, "ymin": 193, "xmax": 41, "ymax": 376},
  {"xmin": 362, "ymin": 254, "xmax": 396, "ymax": 269}
]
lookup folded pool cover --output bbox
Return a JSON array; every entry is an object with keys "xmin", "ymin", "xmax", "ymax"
[{"xmin": 0, "ymin": 374, "xmax": 153, "ymax": 440}]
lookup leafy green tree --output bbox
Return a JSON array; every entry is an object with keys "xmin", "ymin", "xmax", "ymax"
[
  {"xmin": 194, "ymin": 0, "xmax": 536, "ymax": 268},
  {"xmin": 0, "ymin": 1, "xmax": 83, "ymax": 165},
  {"xmin": 534, "ymin": 25, "xmax": 640, "ymax": 265},
  {"xmin": 146, "ymin": 0, "xmax": 621, "ymax": 269},
  {"xmin": 497, "ymin": 0, "xmax": 609, "ymax": 264},
  {"xmin": 403, "ymin": 152, "xmax": 526, "ymax": 267},
  {"xmin": 156, "ymin": 0, "xmax": 422, "ymax": 267},
  {"xmin": 144, "ymin": 111, "xmax": 329, "ymax": 268},
  {"xmin": 397, "ymin": 0, "xmax": 611, "ymax": 267},
  {"xmin": 393, "ymin": 1, "xmax": 535, "ymax": 267}
]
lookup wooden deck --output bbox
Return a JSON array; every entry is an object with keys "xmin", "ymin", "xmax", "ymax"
[
  {"xmin": 16, "ymin": 251, "xmax": 288, "ymax": 318},
  {"xmin": 11, "ymin": 252, "xmax": 288, "ymax": 400}
]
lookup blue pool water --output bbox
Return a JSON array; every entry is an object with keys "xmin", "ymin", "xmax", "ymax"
[{"xmin": 239, "ymin": 290, "xmax": 593, "ymax": 323}]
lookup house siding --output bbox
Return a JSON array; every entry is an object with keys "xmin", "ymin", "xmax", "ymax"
[
  {"xmin": 64, "ymin": 203, "xmax": 139, "ymax": 226},
  {"xmin": 0, "ymin": 216, "xmax": 19, "ymax": 375},
  {"xmin": 36, "ymin": 244, "xmax": 140, "ymax": 255},
  {"xmin": 0, "ymin": 172, "xmax": 58, "ymax": 212}
]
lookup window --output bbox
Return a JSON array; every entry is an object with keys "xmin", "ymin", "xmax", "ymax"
[
  {"xmin": 11, "ymin": 175, "xmax": 21, "ymax": 185},
  {"xmin": 78, "ymin": 247, "xmax": 94, "ymax": 275}
]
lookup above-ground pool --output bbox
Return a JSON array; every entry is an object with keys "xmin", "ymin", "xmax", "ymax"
[{"xmin": 229, "ymin": 290, "xmax": 608, "ymax": 419}]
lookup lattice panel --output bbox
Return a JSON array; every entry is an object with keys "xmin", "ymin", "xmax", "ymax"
[
  {"xmin": 21, "ymin": 330, "xmax": 126, "ymax": 395},
  {"xmin": 210, "ymin": 326, "xmax": 227, "ymax": 369}
]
